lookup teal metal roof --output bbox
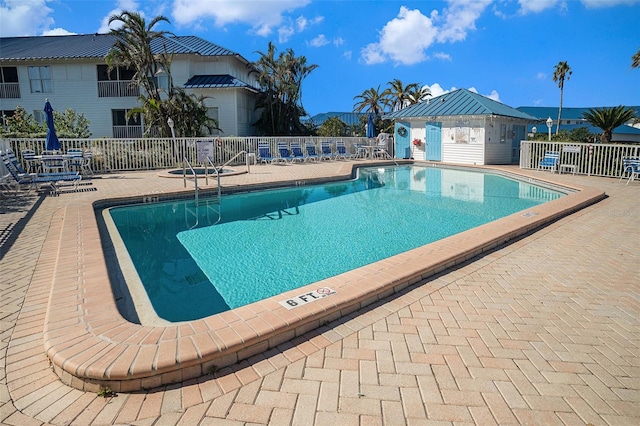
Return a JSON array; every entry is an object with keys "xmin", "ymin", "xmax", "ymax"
[
  {"xmin": 0, "ymin": 34, "xmax": 246, "ymax": 62},
  {"xmin": 518, "ymin": 106, "xmax": 640, "ymax": 121},
  {"xmin": 184, "ymin": 74, "xmax": 257, "ymax": 92},
  {"xmin": 384, "ymin": 88, "xmax": 537, "ymax": 120},
  {"xmin": 306, "ymin": 112, "xmax": 366, "ymax": 127}
]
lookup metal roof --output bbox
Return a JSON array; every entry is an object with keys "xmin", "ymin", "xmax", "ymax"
[
  {"xmin": 0, "ymin": 34, "xmax": 245, "ymax": 61},
  {"xmin": 384, "ymin": 88, "xmax": 537, "ymax": 121},
  {"xmin": 306, "ymin": 112, "xmax": 366, "ymax": 127},
  {"xmin": 183, "ymin": 74, "xmax": 257, "ymax": 92},
  {"xmin": 517, "ymin": 106, "xmax": 640, "ymax": 121}
]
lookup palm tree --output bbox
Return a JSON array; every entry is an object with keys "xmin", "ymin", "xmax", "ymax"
[
  {"xmin": 407, "ymin": 85, "xmax": 432, "ymax": 105},
  {"xmin": 252, "ymin": 42, "xmax": 318, "ymax": 135},
  {"xmin": 552, "ymin": 61, "xmax": 572, "ymax": 135},
  {"xmin": 383, "ymin": 79, "xmax": 419, "ymax": 111},
  {"xmin": 353, "ymin": 86, "xmax": 388, "ymax": 116},
  {"xmin": 582, "ymin": 106, "xmax": 636, "ymax": 143},
  {"xmin": 632, "ymin": 47, "xmax": 640, "ymax": 68}
]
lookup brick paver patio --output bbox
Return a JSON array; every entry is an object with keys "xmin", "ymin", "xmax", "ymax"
[{"xmin": 1, "ymin": 161, "xmax": 638, "ymax": 425}]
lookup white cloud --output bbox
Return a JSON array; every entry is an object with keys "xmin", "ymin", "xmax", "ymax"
[
  {"xmin": 581, "ymin": 0, "xmax": 639, "ymax": 8},
  {"xmin": 517, "ymin": 0, "xmax": 562, "ymax": 15},
  {"xmin": 333, "ymin": 37, "xmax": 344, "ymax": 46},
  {"xmin": 43, "ymin": 28, "xmax": 76, "ymax": 36},
  {"xmin": 536, "ymin": 72, "xmax": 547, "ymax": 80},
  {"xmin": 172, "ymin": 0, "xmax": 311, "ymax": 38},
  {"xmin": 425, "ymin": 83, "xmax": 500, "ymax": 101},
  {"xmin": 278, "ymin": 25, "xmax": 295, "ymax": 42},
  {"xmin": 0, "ymin": 0, "xmax": 55, "ymax": 36},
  {"xmin": 360, "ymin": 1, "xmax": 491, "ymax": 66},
  {"xmin": 343, "ymin": 50, "xmax": 352, "ymax": 60},
  {"xmin": 97, "ymin": 0, "xmax": 142, "ymax": 33},
  {"xmin": 433, "ymin": 52, "xmax": 452, "ymax": 61},
  {"xmin": 309, "ymin": 34, "xmax": 329, "ymax": 47}
]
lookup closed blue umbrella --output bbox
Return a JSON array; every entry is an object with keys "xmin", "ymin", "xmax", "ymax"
[
  {"xmin": 366, "ymin": 112, "xmax": 375, "ymax": 139},
  {"xmin": 44, "ymin": 99, "xmax": 60, "ymax": 151}
]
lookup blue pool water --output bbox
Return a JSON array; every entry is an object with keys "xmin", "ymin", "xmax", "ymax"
[{"xmin": 107, "ymin": 165, "xmax": 564, "ymax": 322}]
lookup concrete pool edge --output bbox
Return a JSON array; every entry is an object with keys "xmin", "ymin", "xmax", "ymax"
[{"xmin": 41, "ymin": 165, "xmax": 606, "ymax": 392}]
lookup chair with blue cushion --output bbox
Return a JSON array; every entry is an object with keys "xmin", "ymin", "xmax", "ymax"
[
  {"xmin": 277, "ymin": 143, "xmax": 294, "ymax": 164},
  {"xmin": 620, "ymin": 157, "xmax": 640, "ymax": 185},
  {"xmin": 305, "ymin": 144, "xmax": 320, "ymax": 162},
  {"xmin": 1, "ymin": 149, "xmax": 82, "ymax": 195},
  {"xmin": 258, "ymin": 142, "xmax": 276, "ymax": 164},
  {"xmin": 290, "ymin": 143, "xmax": 306, "ymax": 163},
  {"xmin": 538, "ymin": 151, "xmax": 559, "ymax": 172},
  {"xmin": 336, "ymin": 141, "xmax": 354, "ymax": 160},
  {"xmin": 320, "ymin": 141, "xmax": 337, "ymax": 161}
]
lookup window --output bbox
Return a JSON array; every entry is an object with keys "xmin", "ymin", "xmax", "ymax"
[
  {"xmin": 205, "ymin": 107, "xmax": 220, "ymax": 136},
  {"xmin": 97, "ymin": 65, "xmax": 138, "ymax": 97},
  {"xmin": 0, "ymin": 67, "xmax": 20, "ymax": 98},
  {"xmin": 112, "ymin": 109, "xmax": 143, "ymax": 138},
  {"xmin": 28, "ymin": 66, "xmax": 52, "ymax": 93},
  {"xmin": 33, "ymin": 110, "xmax": 45, "ymax": 125}
]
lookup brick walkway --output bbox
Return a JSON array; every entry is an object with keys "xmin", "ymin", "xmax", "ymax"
[{"xmin": 1, "ymin": 163, "xmax": 638, "ymax": 425}]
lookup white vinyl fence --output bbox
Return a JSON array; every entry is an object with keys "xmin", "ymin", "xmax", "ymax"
[
  {"xmin": 519, "ymin": 140, "xmax": 640, "ymax": 178},
  {"xmin": 6, "ymin": 136, "xmax": 372, "ymax": 174}
]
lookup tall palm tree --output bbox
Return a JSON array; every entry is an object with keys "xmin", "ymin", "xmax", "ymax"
[
  {"xmin": 582, "ymin": 106, "xmax": 636, "ymax": 143},
  {"xmin": 407, "ymin": 85, "xmax": 432, "ymax": 105},
  {"xmin": 106, "ymin": 11, "xmax": 174, "ymax": 135},
  {"xmin": 252, "ymin": 42, "xmax": 318, "ymax": 135},
  {"xmin": 632, "ymin": 48, "xmax": 640, "ymax": 68},
  {"xmin": 353, "ymin": 86, "xmax": 388, "ymax": 116},
  {"xmin": 383, "ymin": 79, "xmax": 419, "ymax": 112},
  {"xmin": 552, "ymin": 61, "xmax": 572, "ymax": 135}
]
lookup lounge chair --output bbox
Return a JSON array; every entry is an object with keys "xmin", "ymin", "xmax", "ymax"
[
  {"xmin": 277, "ymin": 143, "xmax": 295, "ymax": 164},
  {"xmin": 290, "ymin": 143, "xmax": 306, "ymax": 163},
  {"xmin": 257, "ymin": 142, "xmax": 276, "ymax": 164},
  {"xmin": 305, "ymin": 144, "xmax": 320, "ymax": 162},
  {"xmin": 538, "ymin": 151, "xmax": 559, "ymax": 172},
  {"xmin": 620, "ymin": 157, "xmax": 640, "ymax": 185},
  {"xmin": 320, "ymin": 141, "xmax": 337, "ymax": 161},
  {"xmin": 335, "ymin": 141, "xmax": 354, "ymax": 160},
  {"xmin": 1, "ymin": 150, "xmax": 82, "ymax": 195},
  {"xmin": 21, "ymin": 149, "xmax": 39, "ymax": 173}
]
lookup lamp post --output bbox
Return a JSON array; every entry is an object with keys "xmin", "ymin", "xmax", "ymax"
[
  {"xmin": 546, "ymin": 117, "xmax": 553, "ymax": 141},
  {"xmin": 532, "ymin": 126, "xmax": 537, "ymax": 140}
]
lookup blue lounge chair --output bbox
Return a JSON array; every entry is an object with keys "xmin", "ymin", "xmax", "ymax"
[
  {"xmin": 1, "ymin": 150, "xmax": 82, "ymax": 195},
  {"xmin": 277, "ymin": 143, "xmax": 295, "ymax": 164},
  {"xmin": 320, "ymin": 141, "xmax": 337, "ymax": 161},
  {"xmin": 336, "ymin": 141, "xmax": 354, "ymax": 160},
  {"xmin": 258, "ymin": 142, "xmax": 276, "ymax": 164},
  {"xmin": 290, "ymin": 143, "xmax": 306, "ymax": 163},
  {"xmin": 305, "ymin": 144, "xmax": 320, "ymax": 162},
  {"xmin": 620, "ymin": 157, "xmax": 640, "ymax": 185},
  {"xmin": 538, "ymin": 151, "xmax": 559, "ymax": 172}
]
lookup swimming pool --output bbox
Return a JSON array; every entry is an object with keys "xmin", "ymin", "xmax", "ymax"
[{"xmin": 105, "ymin": 165, "xmax": 565, "ymax": 323}]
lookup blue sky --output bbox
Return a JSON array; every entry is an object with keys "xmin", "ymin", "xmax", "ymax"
[{"xmin": 1, "ymin": 0, "xmax": 639, "ymax": 117}]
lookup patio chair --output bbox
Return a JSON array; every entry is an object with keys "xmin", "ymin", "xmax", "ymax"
[
  {"xmin": 277, "ymin": 143, "xmax": 295, "ymax": 164},
  {"xmin": 374, "ymin": 137, "xmax": 392, "ymax": 159},
  {"xmin": 320, "ymin": 141, "xmax": 337, "ymax": 161},
  {"xmin": 66, "ymin": 149, "xmax": 84, "ymax": 173},
  {"xmin": 305, "ymin": 144, "xmax": 321, "ymax": 162},
  {"xmin": 1, "ymin": 149, "xmax": 82, "ymax": 195},
  {"xmin": 41, "ymin": 153, "xmax": 67, "ymax": 173},
  {"xmin": 538, "ymin": 151, "xmax": 559, "ymax": 172},
  {"xmin": 619, "ymin": 157, "xmax": 640, "ymax": 185},
  {"xmin": 21, "ymin": 149, "xmax": 40, "ymax": 173},
  {"xmin": 290, "ymin": 143, "xmax": 307, "ymax": 163},
  {"xmin": 257, "ymin": 142, "xmax": 276, "ymax": 164},
  {"xmin": 335, "ymin": 141, "xmax": 355, "ymax": 160}
]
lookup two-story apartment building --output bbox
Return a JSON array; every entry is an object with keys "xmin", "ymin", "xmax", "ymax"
[{"xmin": 0, "ymin": 34, "xmax": 261, "ymax": 138}]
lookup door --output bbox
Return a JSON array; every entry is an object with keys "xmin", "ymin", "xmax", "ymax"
[
  {"xmin": 394, "ymin": 122, "xmax": 410, "ymax": 158},
  {"xmin": 426, "ymin": 121, "xmax": 442, "ymax": 161},
  {"xmin": 512, "ymin": 125, "xmax": 525, "ymax": 163}
]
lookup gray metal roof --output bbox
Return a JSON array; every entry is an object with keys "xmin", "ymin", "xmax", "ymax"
[
  {"xmin": 184, "ymin": 74, "xmax": 257, "ymax": 92},
  {"xmin": 384, "ymin": 88, "xmax": 537, "ymax": 121},
  {"xmin": 517, "ymin": 106, "xmax": 640, "ymax": 121},
  {"xmin": 0, "ymin": 34, "xmax": 245, "ymax": 61}
]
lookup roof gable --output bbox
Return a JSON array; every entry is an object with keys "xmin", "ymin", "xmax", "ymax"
[{"xmin": 384, "ymin": 88, "xmax": 537, "ymax": 120}]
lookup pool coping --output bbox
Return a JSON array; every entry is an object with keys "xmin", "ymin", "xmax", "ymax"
[{"xmin": 42, "ymin": 163, "xmax": 605, "ymax": 392}]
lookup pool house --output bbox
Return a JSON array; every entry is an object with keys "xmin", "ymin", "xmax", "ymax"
[{"xmin": 384, "ymin": 88, "xmax": 537, "ymax": 165}]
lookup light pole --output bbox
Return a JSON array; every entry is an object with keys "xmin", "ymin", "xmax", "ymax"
[
  {"xmin": 531, "ymin": 126, "xmax": 537, "ymax": 140},
  {"xmin": 546, "ymin": 117, "xmax": 553, "ymax": 141}
]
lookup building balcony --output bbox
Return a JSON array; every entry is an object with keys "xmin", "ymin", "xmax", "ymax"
[
  {"xmin": 98, "ymin": 81, "xmax": 140, "ymax": 98},
  {"xmin": 0, "ymin": 82, "xmax": 21, "ymax": 98}
]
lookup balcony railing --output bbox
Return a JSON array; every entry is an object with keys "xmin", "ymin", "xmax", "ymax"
[
  {"xmin": 112, "ymin": 126, "xmax": 144, "ymax": 139},
  {"xmin": 0, "ymin": 82, "xmax": 20, "ymax": 98},
  {"xmin": 97, "ymin": 80, "xmax": 140, "ymax": 97}
]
